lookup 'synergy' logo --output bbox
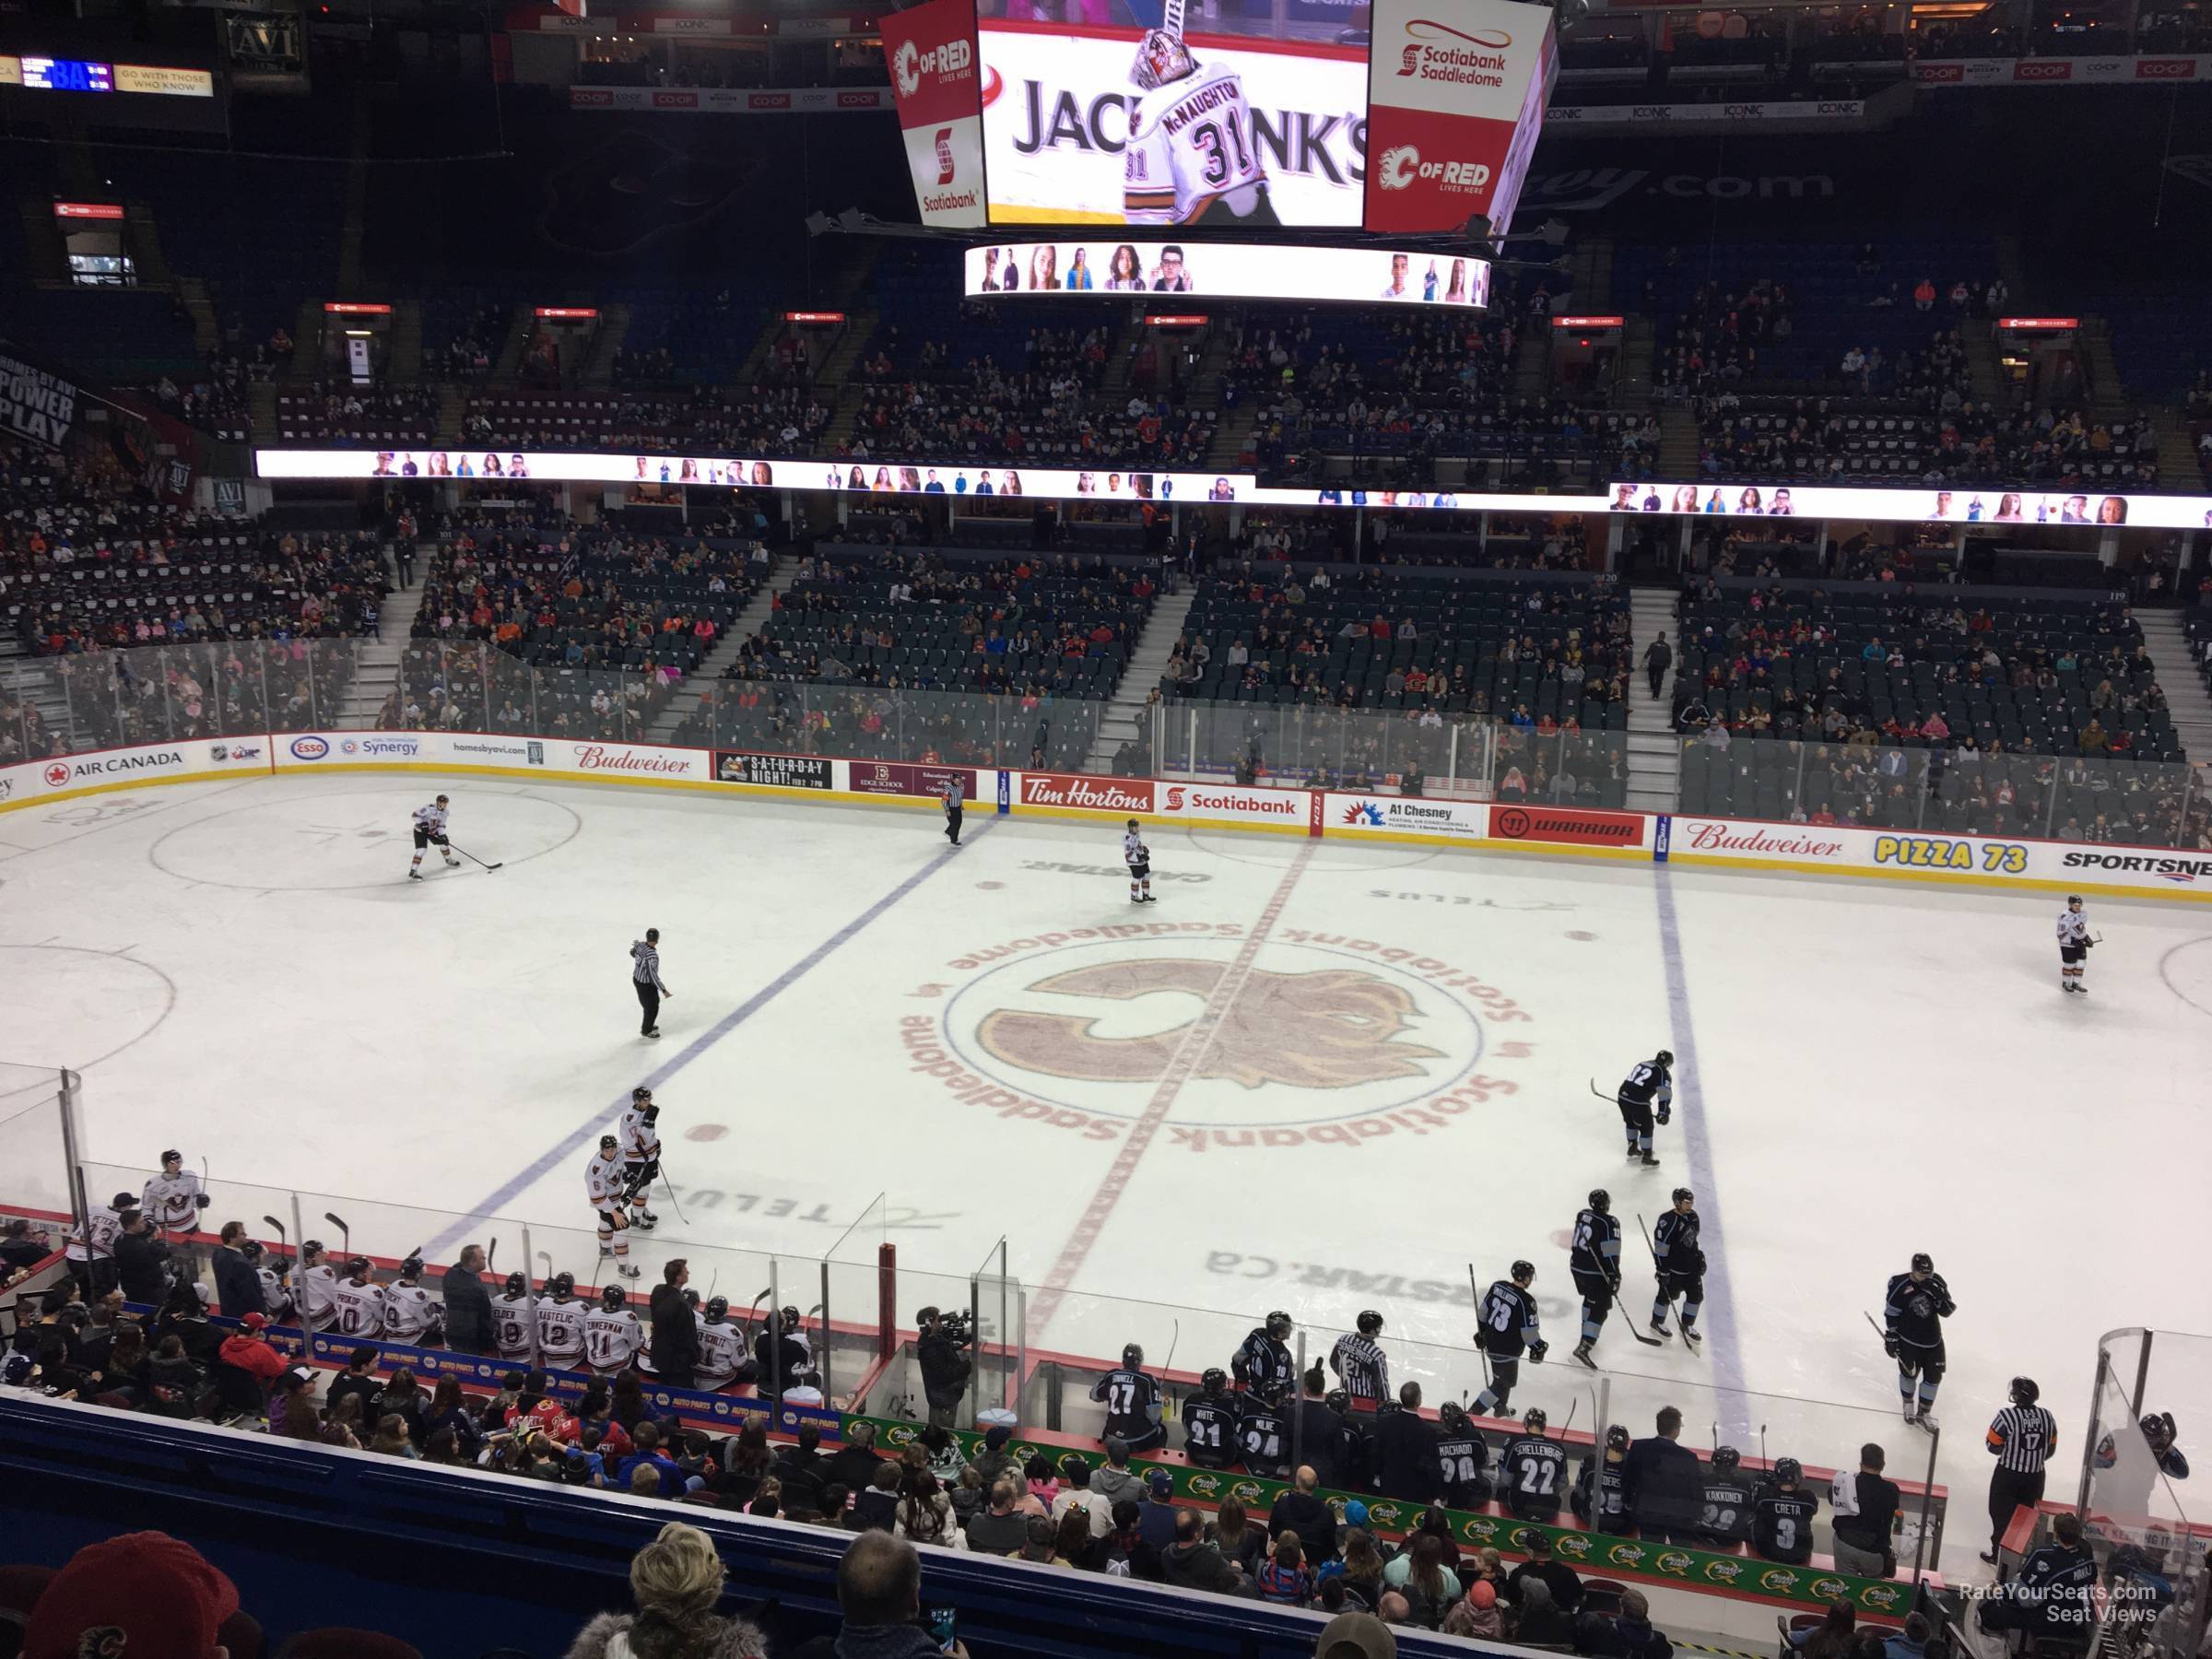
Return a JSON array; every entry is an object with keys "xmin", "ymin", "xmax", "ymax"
[{"xmin": 976, "ymin": 959, "xmax": 1444, "ymax": 1088}]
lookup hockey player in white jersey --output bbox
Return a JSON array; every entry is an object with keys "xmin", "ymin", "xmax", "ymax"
[
  {"xmin": 300, "ymin": 1240, "xmax": 340, "ymax": 1333},
  {"xmin": 492, "ymin": 1271, "xmax": 537, "ymax": 1365},
  {"xmin": 1122, "ymin": 28, "xmax": 1280, "ymax": 228},
  {"xmin": 618, "ymin": 1088, "xmax": 663, "ymax": 1231},
  {"xmin": 1124, "ymin": 818, "xmax": 1157, "ymax": 904},
  {"xmin": 2057, "ymin": 895, "xmax": 2093, "ymax": 994},
  {"xmin": 585, "ymin": 1285, "xmax": 647, "ymax": 1375},
  {"xmin": 244, "ymin": 1241, "xmax": 297, "ymax": 1324},
  {"xmin": 586, "ymin": 1135, "xmax": 643, "ymax": 1281},
  {"xmin": 142, "ymin": 1150, "xmax": 208, "ymax": 1240},
  {"xmin": 382, "ymin": 1253, "xmax": 441, "ymax": 1346},
  {"xmin": 65, "ymin": 1189, "xmax": 136, "ymax": 1296},
  {"xmin": 407, "ymin": 794, "xmax": 460, "ymax": 880},
  {"xmin": 696, "ymin": 1296, "xmax": 753, "ymax": 1391},
  {"xmin": 330, "ymin": 1255, "xmax": 386, "ymax": 1339},
  {"xmin": 536, "ymin": 1272, "xmax": 587, "ymax": 1367}
]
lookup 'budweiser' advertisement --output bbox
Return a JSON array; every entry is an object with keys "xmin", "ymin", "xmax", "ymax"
[
  {"xmin": 567, "ymin": 743, "xmax": 698, "ymax": 777},
  {"xmin": 1021, "ymin": 772, "xmax": 1154, "ymax": 814},
  {"xmin": 1363, "ymin": 0, "xmax": 1558, "ymax": 235},
  {"xmin": 880, "ymin": 0, "xmax": 987, "ymax": 227}
]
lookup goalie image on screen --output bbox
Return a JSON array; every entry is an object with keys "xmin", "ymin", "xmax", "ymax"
[{"xmin": 1124, "ymin": 24, "xmax": 1282, "ymax": 227}]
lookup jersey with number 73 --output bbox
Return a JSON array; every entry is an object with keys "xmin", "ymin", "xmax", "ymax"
[{"xmin": 1124, "ymin": 62, "xmax": 1267, "ymax": 224}]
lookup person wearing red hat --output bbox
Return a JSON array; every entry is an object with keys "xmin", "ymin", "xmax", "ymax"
[
  {"xmin": 26, "ymin": 1532, "xmax": 241, "ymax": 1659},
  {"xmin": 218, "ymin": 1313, "xmax": 288, "ymax": 1389}
]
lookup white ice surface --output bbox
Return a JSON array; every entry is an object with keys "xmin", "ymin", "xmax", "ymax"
[{"xmin": 4, "ymin": 771, "xmax": 2209, "ymax": 1581}]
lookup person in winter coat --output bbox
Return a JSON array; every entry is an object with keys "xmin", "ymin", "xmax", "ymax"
[
  {"xmin": 785, "ymin": 1531, "xmax": 970, "ymax": 1659},
  {"xmin": 1160, "ymin": 1508, "xmax": 1242, "ymax": 1595},
  {"xmin": 216, "ymin": 1313, "xmax": 288, "ymax": 1389},
  {"xmin": 1444, "ymin": 1579, "xmax": 1503, "ymax": 1641},
  {"xmin": 563, "ymin": 1522, "xmax": 770, "ymax": 1659}
]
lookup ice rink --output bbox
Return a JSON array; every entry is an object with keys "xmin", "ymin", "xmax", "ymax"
[{"xmin": 6, "ymin": 769, "xmax": 2210, "ymax": 1574}]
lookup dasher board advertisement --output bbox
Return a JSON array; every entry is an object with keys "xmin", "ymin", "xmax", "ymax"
[
  {"xmin": 979, "ymin": 13, "xmax": 1370, "ymax": 226},
  {"xmin": 881, "ymin": 0, "xmax": 989, "ymax": 226},
  {"xmin": 962, "ymin": 239, "xmax": 1489, "ymax": 306},
  {"xmin": 1364, "ymin": 0, "xmax": 1557, "ymax": 235}
]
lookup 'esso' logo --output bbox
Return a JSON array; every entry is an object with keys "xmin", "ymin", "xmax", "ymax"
[
  {"xmin": 42, "ymin": 762, "xmax": 70, "ymax": 788},
  {"xmin": 289, "ymin": 735, "xmax": 330, "ymax": 760}
]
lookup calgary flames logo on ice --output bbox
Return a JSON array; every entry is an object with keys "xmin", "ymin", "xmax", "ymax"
[{"xmin": 977, "ymin": 960, "xmax": 1444, "ymax": 1089}]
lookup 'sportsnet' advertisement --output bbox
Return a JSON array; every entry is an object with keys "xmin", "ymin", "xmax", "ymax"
[
  {"xmin": 979, "ymin": 18, "xmax": 1369, "ymax": 226},
  {"xmin": 963, "ymin": 239, "xmax": 1489, "ymax": 308},
  {"xmin": 879, "ymin": 0, "xmax": 988, "ymax": 227},
  {"xmin": 1363, "ymin": 0, "xmax": 1557, "ymax": 235}
]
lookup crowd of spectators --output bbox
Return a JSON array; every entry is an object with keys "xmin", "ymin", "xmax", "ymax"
[
  {"xmin": 275, "ymin": 382, "xmax": 441, "ymax": 445},
  {"xmin": 841, "ymin": 324, "xmax": 1157, "ymax": 465},
  {"xmin": 430, "ymin": 298, "xmax": 508, "ymax": 381},
  {"xmin": 147, "ymin": 355, "xmax": 253, "ymax": 442}
]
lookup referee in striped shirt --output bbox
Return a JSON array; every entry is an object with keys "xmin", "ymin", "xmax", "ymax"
[
  {"xmin": 1984, "ymin": 1376, "xmax": 2057, "ymax": 1564},
  {"xmin": 630, "ymin": 927, "xmax": 671, "ymax": 1040},
  {"xmin": 1329, "ymin": 1312, "xmax": 1390, "ymax": 1411}
]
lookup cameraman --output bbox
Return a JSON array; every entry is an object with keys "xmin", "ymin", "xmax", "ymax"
[{"xmin": 916, "ymin": 1306, "xmax": 972, "ymax": 1430}]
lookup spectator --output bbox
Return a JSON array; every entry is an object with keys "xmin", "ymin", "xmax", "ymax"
[
  {"xmin": 25, "ymin": 1531, "xmax": 240, "ymax": 1659},
  {"xmin": 965, "ymin": 1476, "xmax": 1029, "ymax": 1557},
  {"xmin": 1052, "ymin": 1453, "xmax": 1112, "ymax": 1539},
  {"xmin": 791, "ymin": 1533, "xmax": 967, "ymax": 1659},
  {"xmin": 1162, "ymin": 1506, "xmax": 1243, "ymax": 1594},
  {"xmin": 215, "ymin": 1311, "xmax": 286, "ymax": 1391},
  {"xmin": 652, "ymin": 1259, "xmax": 700, "ymax": 1386},
  {"xmin": 324, "ymin": 1345, "xmax": 385, "ymax": 1426},
  {"xmin": 1092, "ymin": 1435, "xmax": 1144, "ymax": 1507},
  {"xmin": 1258, "ymin": 1532, "xmax": 1314, "ymax": 1606},
  {"xmin": 772, "ymin": 1422, "xmax": 832, "ymax": 1511},
  {"xmin": 1268, "ymin": 1465, "xmax": 1338, "ymax": 1564},
  {"xmin": 829, "ymin": 1418, "xmax": 886, "ymax": 1494},
  {"xmin": 1444, "ymin": 1579, "xmax": 1502, "ymax": 1641},
  {"xmin": 1510, "ymin": 1578, "xmax": 1572, "ymax": 1645},
  {"xmin": 1882, "ymin": 1612, "xmax": 1932, "ymax": 1659},
  {"xmin": 1829, "ymin": 1443, "xmax": 1900, "ymax": 1577},
  {"xmin": 1316, "ymin": 1610, "xmax": 1397, "ymax": 1658},
  {"xmin": 1605, "ymin": 1587, "xmax": 1674, "ymax": 1659},
  {"xmin": 894, "ymin": 1468, "xmax": 957, "ymax": 1547},
  {"xmin": 1020, "ymin": 1514, "xmax": 1059, "ymax": 1564},
  {"xmin": 1050, "ymin": 1508, "xmax": 1096, "ymax": 1569},
  {"xmin": 563, "ymin": 1521, "xmax": 767, "ymax": 1658},
  {"xmin": 1098, "ymin": 1500, "xmax": 1162, "ymax": 1580},
  {"xmin": 1782, "ymin": 1602, "xmax": 1857, "ymax": 1659},
  {"xmin": 1208, "ymin": 1497, "xmax": 1267, "ymax": 1580},
  {"xmin": 443, "ymin": 1243, "xmax": 495, "ymax": 1354},
  {"xmin": 855, "ymin": 1464, "xmax": 901, "ymax": 1533},
  {"xmin": 1508, "ymin": 1530, "xmax": 1583, "ymax": 1613},
  {"xmin": 1137, "ymin": 1468, "xmax": 1181, "ymax": 1551},
  {"xmin": 1394, "ymin": 1533, "xmax": 1456, "ymax": 1630},
  {"xmin": 112, "ymin": 1208, "xmax": 170, "ymax": 1305},
  {"xmin": 1623, "ymin": 1406, "xmax": 1705, "ymax": 1542}
]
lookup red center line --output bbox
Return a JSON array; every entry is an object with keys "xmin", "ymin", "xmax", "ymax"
[{"xmin": 1026, "ymin": 844, "xmax": 1315, "ymax": 1339}]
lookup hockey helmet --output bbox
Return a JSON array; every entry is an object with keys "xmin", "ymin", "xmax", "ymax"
[
  {"xmin": 1122, "ymin": 1342, "xmax": 1145, "ymax": 1370},
  {"xmin": 1357, "ymin": 1309, "xmax": 1384, "ymax": 1335},
  {"xmin": 1524, "ymin": 1407, "xmax": 1548, "ymax": 1434},
  {"xmin": 1654, "ymin": 1050, "xmax": 1674, "ymax": 1067},
  {"xmin": 346, "ymin": 1255, "xmax": 372, "ymax": 1279},
  {"xmin": 1264, "ymin": 1381, "xmax": 1292, "ymax": 1407},
  {"xmin": 2142, "ymin": 1411, "xmax": 2178, "ymax": 1447},
  {"xmin": 682, "ymin": 1288, "xmax": 700, "ymax": 1310},
  {"xmin": 399, "ymin": 1253, "xmax": 424, "ymax": 1280},
  {"xmin": 2067, "ymin": 894, "xmax": 2084, "ymax": 909},
  {"xmin": 598, "ymin": 1134, "xmax": 619, "ymax": 1154},
  {"xmin": 1587, "ymin": 1188, "xmax": 1611, "ymax": 1214},
  {"xmin": 632, "ymin": 1086, "xmax": 653, "ymax": 1104},
  {"xmin": 1606, "ymin": 1425, "xmax": 1630, "ymax": 1453},
  {"xmin": 601, "ymin": 1285, "xmax": 627, "ymax": 1312},
  {"xmin": 1911, "ymin": 1252, "xmax": 1935, "ymax": 1275},
  {"xmin": 1672, "ymin": 1187, "xmax": 1695, "ymax": 1207},
  {"xmin": 110, "ymin": 1191, "xmax": 138, "ymax": 1212},
  {"xmin": 706, "ymin": 1296, "xmax": 730, "ymax": 1323},
  {"xmin": 1774, "ymin": 1456, "xmax": 1803, "ymax": 1485},
  {"xmin": 1711, "ymin": 1445, "xmax": 1741, "ymax": 1474},
  {"xmin": 1129, "ymin": 27, "xmax": 1195, "ymax": 90},
  {"xmin": 302, "ymin": 1240, "xmax": 324, "ymax": 1263},
  {"xmin": 778, "ymin": 1305, "xmax": 802, "ymax": 1332},
  {"xmin": 240, "ymin": 1240, "xmax": 264, "ymax": 1263},
  {"xmin": 1325, "ymin": 1389, "xmax": 1350, "ymax": 1414},
  {"xmin": 2011, "ymin": 1377, "xmax": 2040, "ymax": 1407},
  {"xmin": 1438, "ymin": 1400, "xmax": 1468, "ymax": 1433},
  {"xmin": 1265, "ymin": 1310, "xmax": 1293, "ymax": 1340},
  {"xmin": 1201, "ymin": 1367, "xmax": 1229, "ymax": 1396},
  {"xmin": 504, "ymin": 1271, "xmax": 527, "ymax": 1298},
  {"xmin": 549, "ymin": 1271, "xmax": 576, "ymax": 1301},
  {"xmin": 160, "ymin": 1149, "xmax": 183, "ymax": 1167},
  {"xmin": 1511, "ymin": 1259, "xmax": 1535, "ymax": 1283}
]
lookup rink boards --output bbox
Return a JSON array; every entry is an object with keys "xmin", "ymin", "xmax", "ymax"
[{"xmin": 6, "ymin": 728, "xmax": 2210, "ymax": 902}]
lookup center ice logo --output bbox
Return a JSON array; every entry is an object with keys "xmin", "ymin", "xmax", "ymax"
[{"xmin": 977, "ymin": 959, "xmax": 1444, "ymax": 1088}]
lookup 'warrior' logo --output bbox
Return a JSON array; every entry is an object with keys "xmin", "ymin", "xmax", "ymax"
[{"xmin": 976, "ymin": 960, "xmax": 1443, "ymax": 1088}]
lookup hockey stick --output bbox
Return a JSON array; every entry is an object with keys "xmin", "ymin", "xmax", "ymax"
[
  {"xmin": 262, "ymin": 1214, "xmax": 287, "ymax": 1250},
  {"xmin": 1466, "ymin": 1265, "xmax": 1493, "ymax": 1391},
  {"xmin": 324, "ymin": 1211, "xmax": 350, "ymax": 1265},
  {"xmin": 654, "ymin": 1160, "xmax": 689, "ymax": 1229},
  {"xmin": 1588, "ymin": 1078, "xmax": 1617, "ymax": 1103},
  {"xmin": 488, "ymin": 1237, "xmax": 498, "ymax": 1274},
  {"xmin": 1160, "ymin": 0, "xmax": 1184, "ymax": 40},
  {"xmin": 1634, "ymin": 1214, "xmax": 1690, "ymax": 1345},
  {"xmin": 449, "ymin": 841, "xmax": 504, "ymax": 872}
]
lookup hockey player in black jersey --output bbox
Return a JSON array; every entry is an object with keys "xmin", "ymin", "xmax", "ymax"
[
  {"xmin": 1699, "ymin": 1445, "xmax": 1758, "ymax": 1546},
  {"xmin": 1650, "ymin": 1188, "xmax": 1706, "ymax": 1348},
  {"xmin": 1327, "ymin": 1386, "xmax": 1374, "ymax": 1491},
  {"xmin": 1183, "ymin": 1368, "xmax": 1242, "ymax": 1470},
  {"xmin": 1883, "ymin": 1253, "xmax": 1954, "ymax": 1427},
  {"xmin": 1374, "ymin": 1381, "xmax": 1440, "ymax": 1502},
  {"xmin": 1474, "ymin": 1261, "xmax": 1545, "ymax": 1416},
  {"xmin": 1617, "ymin": 1049, "xmax": 1673, "ymax": 1166},
  {"xmin": 1236, "ymin": 1382, "xmax": 1293, "ymax": 1480},
  {"xmin": 1233, "ymin": 1311, "xmax": 1297, "ymax": 1397},
  {"xmin": 1571, "ymin": 1190, "xmax": 1624, "ymax": 1368},
  {"xmin": 1572, "ymin": 1425, "xmax": 1631, "ymax": 1531},
  {"xmin": 1500, "ymin": 1407, "xmax": 1569, "ymax": 1520},
  {"xmin": 1434, "ymin": 1400, "xmax": 1493, "ymax": 1510},
  {"xmin": 1751, "ymin": 1456, "xmax": 1820, "ymax": 1565},
  {"xmin": 1090, "ymin": 1343, "xmax": 1167, "ymax": 1451}
]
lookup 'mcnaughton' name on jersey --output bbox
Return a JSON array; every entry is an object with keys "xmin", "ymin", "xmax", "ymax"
[{"xmin": 1161, "ymin": 78, "xmax": 1241, "ymax": 136}]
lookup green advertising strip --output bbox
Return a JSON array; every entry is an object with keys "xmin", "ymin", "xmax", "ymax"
[{"xmin": 858, "ymin": 1417, "xmax": 1913, "ymax": 1619}]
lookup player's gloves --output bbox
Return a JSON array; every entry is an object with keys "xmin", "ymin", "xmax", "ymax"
[
  {"xmin": 1883, "ymin": 1334, "xmax": 1900, "ymax": 1359},
  {"xmin": 194, "ymin": 1194, "xmax": 212, "ymax": 1210},
  {"xmin": 1656, "ymin": 1104, "xmax": 1671, "ymax": 1126},
  {"xmin": 1528, "ymin": 1339, "xmax": 1548, "ymax": 1365}
]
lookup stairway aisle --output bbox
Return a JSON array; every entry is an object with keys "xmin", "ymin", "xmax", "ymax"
[
  {"xmin": 2135, "ymin": 610, "xmax": 2212, "ymax": 764},
  {"xmin": 336, "ymin": 559, "xmax": 429, "ymax": 726},
  {"xmin": 1084, "ymin": 586, "xmax": 1194, "ymax": 773},
  {"xmin": 1623, "ymin": 586, "xmax": 1681, "ymax": 816},
  {"xmin": 647, "ymin": 557, "xmax": 792, "ymax": 744}
]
